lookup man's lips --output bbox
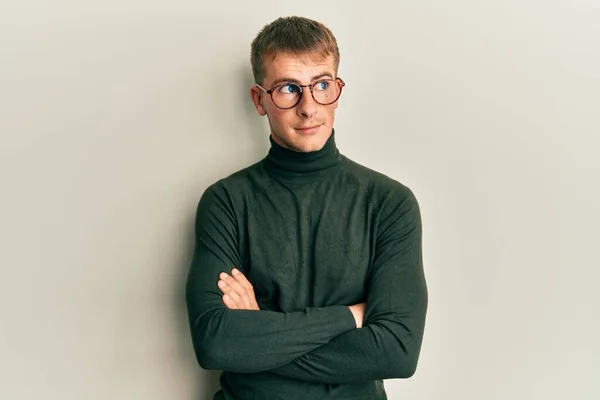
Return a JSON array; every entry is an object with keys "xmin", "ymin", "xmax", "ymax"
[{"xmin": 296, "ymin": 124, "xmax": 322, "ymax": 130}]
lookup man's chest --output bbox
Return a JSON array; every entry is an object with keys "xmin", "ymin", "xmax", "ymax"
[{"xmin": 240, "ymin": 184, "xmax": 377, "ymax": 310}]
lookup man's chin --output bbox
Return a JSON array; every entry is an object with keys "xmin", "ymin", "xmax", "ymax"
[
  {"xmin": 294, "ymin": 129, "xmax": 331, "ymax": 152},
  {"xmin": 293, "ymin": 136, "xmax": 328, "ymax": 153},
  {"xmin": 272, "ymin": 129, "xmax": 330, "ymax": 153}
]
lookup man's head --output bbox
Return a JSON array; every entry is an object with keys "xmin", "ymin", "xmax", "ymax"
[{"xmin": 249, "ymin": 16, "xmax": 344, "ymax": 153}]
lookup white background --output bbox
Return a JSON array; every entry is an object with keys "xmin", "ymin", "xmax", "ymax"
[{"xmin": 1, "ymin": 1, "xmax": 598, "ymax": 399}]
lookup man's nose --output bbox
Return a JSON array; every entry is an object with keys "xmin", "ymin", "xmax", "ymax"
[{"xmin": 296, "ymin": 88, "xmax": 318, "ymax": 118}]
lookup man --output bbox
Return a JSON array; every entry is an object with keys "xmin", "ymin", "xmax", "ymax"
[{"xmin": 186, "ymin": 16, "xmax": 428, "ymax": 400}]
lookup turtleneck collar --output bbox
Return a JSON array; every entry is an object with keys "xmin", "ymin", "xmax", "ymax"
[{"xmin": 263, "ymin": 129, "xmax": 342, "ymax": 183}]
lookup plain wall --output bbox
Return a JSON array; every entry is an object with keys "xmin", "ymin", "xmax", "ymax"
[{"xmin": 1, "ymin": 1, "xmax": 598, "ymax": 399}]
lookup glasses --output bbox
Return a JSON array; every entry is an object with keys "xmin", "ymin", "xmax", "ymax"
[{"xmin": 256, "ymin": 77, "xmax": 345, "ymax": 110}]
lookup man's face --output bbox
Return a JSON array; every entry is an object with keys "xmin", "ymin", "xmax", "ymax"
[{"xmin": 250, "ymin": 52, "xmax": 339, "ymax": 153}]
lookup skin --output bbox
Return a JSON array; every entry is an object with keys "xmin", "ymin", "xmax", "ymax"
[
  {"xmin": 218, "ymin": 51, "xmax": 364, "ymax": 327},
  {"xmin": 249, "ymin": 52, "xmax": 340, "ymax": 153}
]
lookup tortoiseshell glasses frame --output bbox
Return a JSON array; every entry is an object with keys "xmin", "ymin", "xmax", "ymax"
[{"xmin": 255, "ymin": 77, "xmax": 345, "ymax": 110}]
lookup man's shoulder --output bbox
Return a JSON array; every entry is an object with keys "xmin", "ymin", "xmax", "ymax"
[
  {"xmin": 217, "ymin": 160, "xmax": 265, "ymax": 186},
  {"xmin": 340, "ymin": 155, "xmax": 421, "ymax": 226},
  {"xmin": 200, "ymin": 159, "xmax": 268, "ymax": 203},
  {"xmin": 340, "ymin": 155, "xmax": 415, "ymax": 201}
]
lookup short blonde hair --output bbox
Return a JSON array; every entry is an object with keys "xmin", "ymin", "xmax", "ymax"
[{"xmin": 250, "ymin": 16, "xmax": 340, "ymax": 84}]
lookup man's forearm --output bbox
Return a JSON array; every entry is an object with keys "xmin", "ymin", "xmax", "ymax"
[{"xmin": 268, "ymin": 316, "xmax": 426, "ymax": 384}]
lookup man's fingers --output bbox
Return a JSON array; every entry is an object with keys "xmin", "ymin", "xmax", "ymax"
[
  {"xmin": 217, "ymin": 270, "xmax": 260, "ymax": 311},
  {"xmin": 218, "ymin": 279, "xmax": 245, "ymax": 308},
  {"xmin": 231, "ymin": 268, "xmax": 254, "ymax": 291},
  {"xmin": 222, "ymin": 294, "xmax": 238, "ymax": 309},
  {"xmin": 220, "ymin": 272, "xmax": 252, "ymax": 309},
  {"xmin": 231, "ymin": 269, "xmax": 259, "ymax": 309}
]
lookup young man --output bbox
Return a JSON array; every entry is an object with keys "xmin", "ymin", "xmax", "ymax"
[{"xmin": 186, "ymin": 16, "xmax": 428, "ymax": 400}]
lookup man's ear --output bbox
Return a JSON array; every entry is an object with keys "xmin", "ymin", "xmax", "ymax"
[{"xmin": 249, "ymin": 85, "xmax": 267, "ymax": 116}]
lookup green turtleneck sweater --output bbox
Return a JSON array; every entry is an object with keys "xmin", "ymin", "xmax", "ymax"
[{"xmin": 186, "ymin": 131, "xmax": 428, "ymax": 400}]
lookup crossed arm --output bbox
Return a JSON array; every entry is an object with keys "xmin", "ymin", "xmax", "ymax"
[
  {"xmin": 217, "ymin": 268, "xmax": 366, "ymax": 328},
  {"xmin": 186, "ymin": 183, "xmax": 427, "ymax": 384}
]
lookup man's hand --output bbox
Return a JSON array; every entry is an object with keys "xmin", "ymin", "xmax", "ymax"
[{"xmin": 218, "ymin": 268, "xmax": 260, "ymax": 310}]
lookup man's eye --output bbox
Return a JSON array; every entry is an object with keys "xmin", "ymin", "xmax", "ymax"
[
  {"xmin": 314, "ymin": 81, "xmax": 330, "ymax": 90},
  {"xmin": 279, "ymin": 84, "xmax": 299, "ymax": 94}
]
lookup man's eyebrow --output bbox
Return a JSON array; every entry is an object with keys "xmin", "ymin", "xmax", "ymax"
[{"xmin": 269, "ymin": 72, "xmax": 334, "ymax": 87}]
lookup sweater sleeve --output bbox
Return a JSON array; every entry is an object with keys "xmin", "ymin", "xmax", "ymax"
[
  {"xmin": 185, "ymin": 183, "xmax": 357, "ymax": 374},
  {"xmin": 268, "ymin": 187, "xmax": 428, "ymax": 384}
]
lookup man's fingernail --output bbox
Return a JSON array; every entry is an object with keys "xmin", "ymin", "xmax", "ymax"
[{"xmin": 232, "ymin": 268, "xmax": 239, "ymax": 274}]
